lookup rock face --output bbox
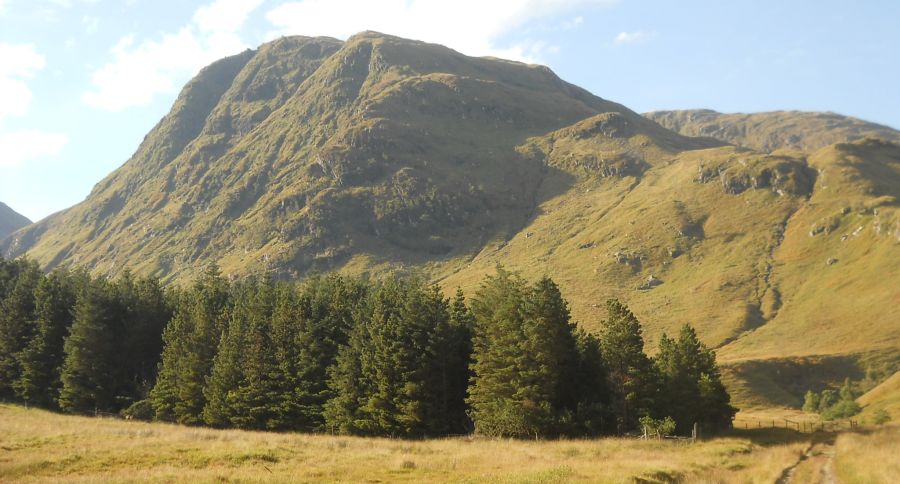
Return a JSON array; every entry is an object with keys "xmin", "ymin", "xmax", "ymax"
[
  {"xmin": 0, "ymin": 202, "xmax": 31, "ymax": 241},
  {"xmin": 3, "ymin": 32, "xmax": 899, "ymax": 411}
]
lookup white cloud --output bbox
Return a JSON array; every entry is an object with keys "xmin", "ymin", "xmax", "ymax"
[
  {"xmin": 194, "ymin": 0, "xmax": 264, "ymax": 33},
  {"xmin": 265, "ymin": 0, "xmax": 615, "ymax": 62},
  {"xmin": 614, "ymin": 30, "xmax": 655, "ymax": 46},
  {"xmin": 44, "ymin": 0, "xmax": 101, "ymax": 8},
  {"xmin": 0, "ymin": 130, "xmax": 68, "ymax": 167},
  {"xmin": 82, "ymin": 14, "xmax": 99, "ymax": 33},
  {"xmin": 82, "ymin": 0, "xmax": 263, "ymax": 111},
  {"xmin": 0, "ymin": 43, "xmax": 68, "ymax": 167},
  {"xmin": 563, "ymin": 16, "xmax": 584, "ymax": 30},
  {"xmin": 0, "ymin": 43, "xmax": 46, "ymax": 121},
  {"xmin": 0, "ymin": 0, "xmax": 7, "ymax": 15}
]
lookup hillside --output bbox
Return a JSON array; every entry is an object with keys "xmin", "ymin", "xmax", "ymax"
[
  {"xmin": 858, "ymin": 371, "xmax": 900, "ymax": 421},
  {"xmin": 2, "ymin": 32, "xmax": 898, "ymax": 413},
  {"xmin": 0, "ymin": 203, "xmax": 30, "ymax": 242},
  {"xmin": 645, "ymin": 109, "xmax": 900, "ymax": 153},
  {"xmin": 2, "ymin": 32, "xmax": 631, "ymax": 280}
]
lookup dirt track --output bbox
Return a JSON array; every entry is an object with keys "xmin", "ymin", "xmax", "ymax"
[{"xmin": 776, "ymin": 434, "xmax": 838, "ymax": 484}]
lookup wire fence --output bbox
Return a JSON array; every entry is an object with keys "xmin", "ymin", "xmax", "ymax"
[{"xmin": 734, "ymin": 418, "xmax": 858, "ymax": 433}]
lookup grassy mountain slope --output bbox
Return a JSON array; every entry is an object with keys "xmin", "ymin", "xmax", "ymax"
[
  {"xmin": 2, "ymin": 32, "xmax": 634, "ymax": 281},
  {"xmin": 858, "ymin": 371, "xmax": 900, "ymax": 421},
  {"xmin": 721, "ymin": 139, "xmax": 900, "ymax": 361},
  {"xmin": 0, "ymin": 202, "xmax": 30, "ymax": 241},
  {"xmin": 2, "ymin": 33, "xmax": 897, "ymax": 413},
  {"xmin": 645, "ymin": 109, "xmax": 900, "ymax": 153}
]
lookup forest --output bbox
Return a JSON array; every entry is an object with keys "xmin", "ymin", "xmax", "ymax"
[{"xmin": 0, "ymin": 257, "xmax": 735, "ymax": 438}]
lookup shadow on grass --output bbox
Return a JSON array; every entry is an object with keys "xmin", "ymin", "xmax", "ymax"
[
  {"xmin": 724, "ymin": 428, "xmax": 812, "ymax": 447},
  {"xmin": 725, "ymin": 425, "xmax": 879, "ymax": 447}
]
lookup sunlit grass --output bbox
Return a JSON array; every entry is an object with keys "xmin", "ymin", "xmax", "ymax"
[
  {"xmin": 833, "ymin": 425, "xmax": 900, "ymax": 484},
  {"xmin": 0, "ymin": 404, "xmax": 812, "ymax": 483}
]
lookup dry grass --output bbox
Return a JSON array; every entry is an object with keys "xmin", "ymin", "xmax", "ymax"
[
  {"xmin": 833, "ymin": 425, "xmax": 900, "ymax": 483},
  {"xmin": 857, "ymin": 371, "xmax": 900, "ymax": 422},
  {"xmin": 0, "ymin": 405, "xmax": 812, "ymax": 483}
]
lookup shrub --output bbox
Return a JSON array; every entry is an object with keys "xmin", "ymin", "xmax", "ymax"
[
  {"xmin": 822, "ymin": 399, "xmax": 861, "ymax": 421},
  {"xmin": 639, "ymin": 416, "xmax": 676, "ymax": 438},
  {"xmin": 122, "ymin": 399, "xmax": 155, "ymax": 421},
  {"xmin": 872, "ymin": 409, "xmax": 891, "ymax": 426}
]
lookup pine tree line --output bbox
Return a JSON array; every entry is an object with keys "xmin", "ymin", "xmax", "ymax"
[
  {"xmin": 0, "ymin": 257, "xmax": 736, "ymax": 437},
  {"xmin": 0, "ymin": 258, "xmax": 169, "ymax": 413}
]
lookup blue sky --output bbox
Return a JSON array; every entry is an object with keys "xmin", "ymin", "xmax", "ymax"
[{"xmin": 1, "ymin": 0, "xmax": 898, "ymax": 222}]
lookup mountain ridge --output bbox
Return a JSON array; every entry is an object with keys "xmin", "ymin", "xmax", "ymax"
[
  {"xmin": 0, "ymin": 202, "xmax": 31, "ymax": 241},
  {"xmin": 644, "ymin": 109, "xmax": 900, "ymax": 153}
]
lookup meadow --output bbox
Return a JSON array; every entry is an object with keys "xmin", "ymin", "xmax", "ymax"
[{"xmin": 2, "ymin": 404, "xmax": 895, "ymax": 483}]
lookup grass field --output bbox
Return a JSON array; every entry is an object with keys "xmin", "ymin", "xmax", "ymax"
[
  {"xmin": 833, "ymin": 425, "xmax": 900, "ymax": 483},
  {"xmin": 2, "ymin": 404, "xmax": 896, "ymax": 483}
]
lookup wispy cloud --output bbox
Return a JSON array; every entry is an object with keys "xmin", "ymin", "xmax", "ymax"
[
  {"xmin": 0, "ymin": 43, "xmax": 69, "ymax": 167},
  {"xmin": 562, "ymin": 16, "xmax": 585, "ymax": 30},
  {"xmin": 0, "ymin": 130, "xmax": 68, "ymax": 168},
  {"xmin": 0, "ymin": 43, "xmax": 46, "ymax": 121},
  {"xmin": 82, "ymin": 0, "xmax": 263, "ymax": 111},
  {"xmin": 82, "ymin": 15, "xmax": 99, "ymax": 34},
  {"xmin": 266, "ymin": 0, "xmax": 617, "ymax": 63},
  {"xmin": 614, "ymin": 30, "xmax": 656, "ymax": 46}
]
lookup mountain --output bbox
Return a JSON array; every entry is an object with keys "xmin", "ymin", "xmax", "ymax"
[
  {"xmin": 0, "ymin": 202, "xmax": 31, "ymax": 241},
  {"xmin": 2, "ymin": 32, "xmax": 898, "ymax": 412},
  {"xmin": 645, "ymin": 109, "xmax": 900, "ymax": 153}
]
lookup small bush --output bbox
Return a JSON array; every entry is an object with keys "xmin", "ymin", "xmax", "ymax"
[
  {"xmin": 640, "ymin": 416, "xmax": 677, "ymax": 438},
  {"xmin": 121, "ymin": 399, "xmax": 154, "ymax": 421},
  {"xmin": 872, "ymin": 409, "xmax": 891, "ymax": 426}
]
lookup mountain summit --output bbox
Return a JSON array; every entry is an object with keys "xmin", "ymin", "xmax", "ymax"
[
  {"xmin": 0, "ymin": 202, "xmax": 31, "ymax": 241},
  {"xmin": 2, "ymin": 32, "xmax": 898, "ymax": 411}
]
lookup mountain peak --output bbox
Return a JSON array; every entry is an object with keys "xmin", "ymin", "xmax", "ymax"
[{"xmin": 0, "ymin": 202, "xmax": 31, "ymax": 241}]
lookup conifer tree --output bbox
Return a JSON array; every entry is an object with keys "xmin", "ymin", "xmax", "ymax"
[
  {"xmin": 288, "ymin": 274, "xmax": 368, "ymax": 431},
  {"xmin": 0, "ymin": 258, "xmax": 42, "ymax": 398},
  {"xmin": 445, "ymin": 288, "xmax": 475, "ymax": 433},
  {"xmin": 15, "ymin": 268, "xmax": 79, "ymax": 407},
  {"xmin": 201, "ymin": 281, "xmax": 252, "ymax": 427},
  {"xmin": 58, "ymin": 278, "xmax": 123, "ymax": 413},
  {"xmin": 325, "ymin": 278, "xmax": 464, "ymax": 437},
  {"xmin": 322, "ymin": 315, "xmax": 368, "ymax": 434},
  {"xmin": 516, "ymin": 276, "xmax": 579, "ymax": 436},
  {"xmin": 466, "ymin": 268, "xmax": 531, "ymax": 437},
  {"xmin": 150, "ymin": 264, "xmax": 228, "ymax": 424},
  {"xmin": 467, "ymin": 270, "xmax": 595, "ymax": 438},
  {"xmin": 571, "ymin": 329, "xmax": 611, "ymax": 435},
  {"xmin": 202, "ymin": 308, "xmax": 247, "ymax": 426},
  {"xmin": 598, "ymin": 299, "xmax": 658, "ymax": 433},
  {"xmin": 266, "ymin": 282, "xmax": 304, "ymax": 429},
  {"xmin": 116, "ymin": 274, "xmax": 171, "ymax": 403},
  {"xmin": 149, "ymin": 311, "xmax": 188, "ymax": 421},
  {"xmin": 655, "ymin": 324, "xmax": 735, "ymax": 433},
  {"xmin": 227, "ymin": 279, "xmax": 281, "ymax": 430}
]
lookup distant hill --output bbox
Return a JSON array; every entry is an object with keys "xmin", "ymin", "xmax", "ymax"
[
  {"xmin": 645, "ymin": 109, "xmax": 900, "ymax": 153},
  {"xmin": 2, "ymin": 32, "xmax": 898, "ymax": 413},
  {"xmin": 0, "ymin": 202, "xmax": 30, "ymax": 241}
]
